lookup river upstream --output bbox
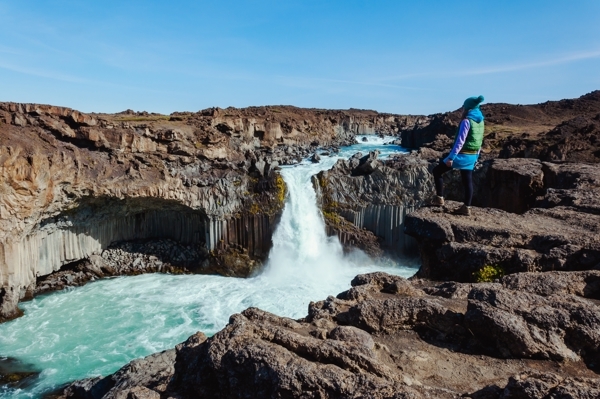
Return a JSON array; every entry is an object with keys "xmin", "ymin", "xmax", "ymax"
[{"xmin": 0, "ymin": 136, "xmax": 418, "ymax": 398}]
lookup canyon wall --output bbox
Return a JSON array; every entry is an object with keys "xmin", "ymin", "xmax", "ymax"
[{"xmin": 0, "ymin": 102, "xmax": 416, "ymax": 321}]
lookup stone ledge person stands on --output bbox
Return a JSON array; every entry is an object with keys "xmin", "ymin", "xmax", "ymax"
[{"xmin": 431, "ymin": 95, "xmax": 485, "ymax": 216}]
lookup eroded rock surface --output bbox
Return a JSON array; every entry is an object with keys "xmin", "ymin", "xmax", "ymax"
[
  {"xmin": 314, "ymin": 151, "xmax": 434, "ymax": 256},
  {"xmin": 63, "ymin": 348, "xmax": 177, "ymax": 399},
  {"xmin": 0, "ymin": 102, "xmax": 418, "ymax": 321},
  {"xmin": 405, "ymin": 201, "xmax": 600, "ymax": 281},
  {"xmin": 60, "ymin": 271, "xmax": 600, "ymax": 399}
]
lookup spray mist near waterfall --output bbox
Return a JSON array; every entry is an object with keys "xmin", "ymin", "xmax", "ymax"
[{"xmin": 264, "ymin": 159, "xmax": 370, "ymax": 287}]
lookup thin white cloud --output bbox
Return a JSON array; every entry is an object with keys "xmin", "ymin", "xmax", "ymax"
[
  {"xmin": 0, "ymin": 61, "xmax": 92, "ymax": 84},
  {"xmin": 0, "ymin": 61, "xmax": 176, "ymax": 95},
  {"xmin": 0, "ymin": 44, "xmax": 27, "ymax": 56},
  {"xmin": 464, "ymin": 49, "xmax": 600, "ymax": 76},
  {"xmin": 377, "ymin": 49, "xmax": 600, "ymax": 82}
]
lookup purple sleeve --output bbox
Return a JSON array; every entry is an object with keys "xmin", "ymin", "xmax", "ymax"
[{"xmin": 447, "ymin": 119, "xmax": 470, "ymax": 160}]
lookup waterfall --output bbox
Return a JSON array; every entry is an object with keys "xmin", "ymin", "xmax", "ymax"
[{"xmin": 263, "ymin": 159, "xmax": 352, "ymax": 285}]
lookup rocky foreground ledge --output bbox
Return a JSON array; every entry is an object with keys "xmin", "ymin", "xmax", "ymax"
[
  {"xmin": 404, "ymin": 159, "xmax": 600, "ymax": 282},
  {"xmin": 59, "ymin": 271, "xmax": 600, "ymax": 399}
]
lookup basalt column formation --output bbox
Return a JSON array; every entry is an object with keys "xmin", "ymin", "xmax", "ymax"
[{"xmin": 0, "ymin": 103, "xmax": 415, "ymax": 321}]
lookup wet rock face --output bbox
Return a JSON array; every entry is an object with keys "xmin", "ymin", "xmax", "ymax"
[
  {"xmin": 63, "ymin": 349, "xmax": 177, "ymax": 399},
  {"xmin": 33, "ymin": 239, "xmax": 216, "ymax": 296},
  {"xmin": 314, "ymin": 152, "xmax": 434, "ymax": 256},
  {"xmin": 60, "ymin": 271, "xmax": 600, "ymax": 398}
]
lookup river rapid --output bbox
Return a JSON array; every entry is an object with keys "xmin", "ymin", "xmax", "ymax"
[{"xmin": 0, "ymin": 136, "xmax": 418, "ymax": 398}]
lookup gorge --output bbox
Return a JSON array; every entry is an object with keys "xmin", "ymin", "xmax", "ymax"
[{"xmin": 1, "ymin": 91, "xmax": 600, "ymax": 398}]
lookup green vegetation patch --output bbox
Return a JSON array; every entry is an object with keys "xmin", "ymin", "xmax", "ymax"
[
  {"xmin": 322, "ymin": 210, "xmax": 341, "ymax": 226},
  {"xmin": 473, "ymin": 264, "xmax": 505, "ymax": 282}
]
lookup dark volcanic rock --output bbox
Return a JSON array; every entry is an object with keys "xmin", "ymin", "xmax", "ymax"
[
  {"xmin": 538, "ymin": 161, "xmax": 600, "ymax": 215},
  {"xmin": 494, "ymin": 373, "xmax": 600, "ymax": 399},
  {"xmin": 500, "ymin": 270, "xmax": 600, "ymax": 299},
  {"xmin": 63, "ymin": 349, "xmax": 176, "ymax": 399},
  {"xmin": 465, "ymin": 286, "xmax": 600, "ymax": 363},
  {"xmin": 314, "ymin": 152, "xmax": 434, "ymax": 256},
  {"xmin": 404, "ymin": 156, "xmax": 600, "ymax": 292},
  {"xmin": 400, "ymin": 113, "xmax": 458, "ymax": 150},
  {"xmin": 405, "ymin": 201, "xmax": 600, "ymax": 281},
  {"xmin": 425, "ymin": 270, "xmax": 600, "ymax": 302},
  {"xmin": 479, "ymin": 158, "xmax": 544, "ymax": 213},
  {"xmin": 351, "ymin": 150, "xmax": 381, "ymax": 176},
  {"xmin": 60, "ymin": 272, "xmax": 600, "ymax": 399},
  {"xmin": 500, "ymin": 114, "xmax": 600, "ymax": 163}
]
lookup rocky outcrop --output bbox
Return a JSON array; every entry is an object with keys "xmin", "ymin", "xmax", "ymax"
[
  {"xmin": 315, "ymin": 91, "xmax": 600, "ymax": 263},
  {"xmin": 500, "ymin": 113, "xmax": 600, "ymax": 162},
  {"xmin": 440, "ymin": 158, "xmax": 545, "ymax": 214},
  {"xmin": 405, "ymin": 201, "xmax": 600, "ymax": 281},
  {"xmin": 314, "ymin": 151, "xmax": 434, "ymax": 256},
  {"xmin": 400, "ymin": 113, "xmax": 457, "ymax": 150},
  {"xmin": 313, "ymin": 154, "xmax": 560, "ymax": 259},
  {"xmin": 405, "ymin": 157, "xmax": 600, "ymax": 282},
  {"xmin": 63, "ymin": 349, "xmax": 176, "ymax": 399},
  {"xmin": 59, "ymin": 271, "xmax": 600, "ymax": 399},
  {"xmin": 538, "ymin": 161, "xmax": 600, "ymax": 214}
]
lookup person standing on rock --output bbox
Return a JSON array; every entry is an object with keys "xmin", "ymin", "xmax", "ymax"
[{"xmin": 431, "ymin": 95, "xmax": 485, "ymax": 216}]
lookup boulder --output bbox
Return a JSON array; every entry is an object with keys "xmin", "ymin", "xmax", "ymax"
[
  {"xmin": 465, "ymin": 286, "xmax": 600, "ymax": 362},
  {"xmin": 63, "ymin": 349, "xmax": 176, "ymax": 399}
]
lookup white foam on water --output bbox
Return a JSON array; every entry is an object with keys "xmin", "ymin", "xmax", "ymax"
[
  {"xmin": 354, "ymin": 134, "xmax": 397, "ymax": 146},
  {"xmin": 0, "ymin": 136, "xmax": 414, "ymax": 398}
]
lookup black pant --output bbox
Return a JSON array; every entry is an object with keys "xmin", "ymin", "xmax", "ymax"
[{"xmin": 432, "ymin": 162, "xmax": 473, "ymax": 206}]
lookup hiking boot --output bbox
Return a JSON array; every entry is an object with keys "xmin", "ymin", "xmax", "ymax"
[
  {"xmin": 430, "ymin": 196, "xmax": 445, "ymax": 206},
  {"xmin": 456, "ymin": 204, "xmax": 471, "ymax": 216}
]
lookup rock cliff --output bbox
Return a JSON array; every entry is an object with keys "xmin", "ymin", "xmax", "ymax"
[
  {"xmin": 315, "ymin": 92, "xmax": 600, "ymax": 269},
  {"xmin": 0, "ymin": 102, "xmax": 418, "ymax": 321},
  {"xmin": 4, "ymin": 91, "xmax": 600, "ymax": 398},
  {"xmin": 314, "ymin": 151, "xmax": 434, "ymax": 257}
]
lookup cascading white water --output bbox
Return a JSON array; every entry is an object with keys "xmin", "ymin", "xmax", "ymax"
[
  {"xmin": 0, "ymin": 136, "xmax": 416, "ymax": 399},
  {"xmin": 264, "ymin": 159, "xmax": 348, "ymax": 284}
]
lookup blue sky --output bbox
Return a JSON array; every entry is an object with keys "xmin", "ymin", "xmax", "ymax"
[{"xmin": 1, "ymin": 1, "xmax": 599, "ymax": 115}]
